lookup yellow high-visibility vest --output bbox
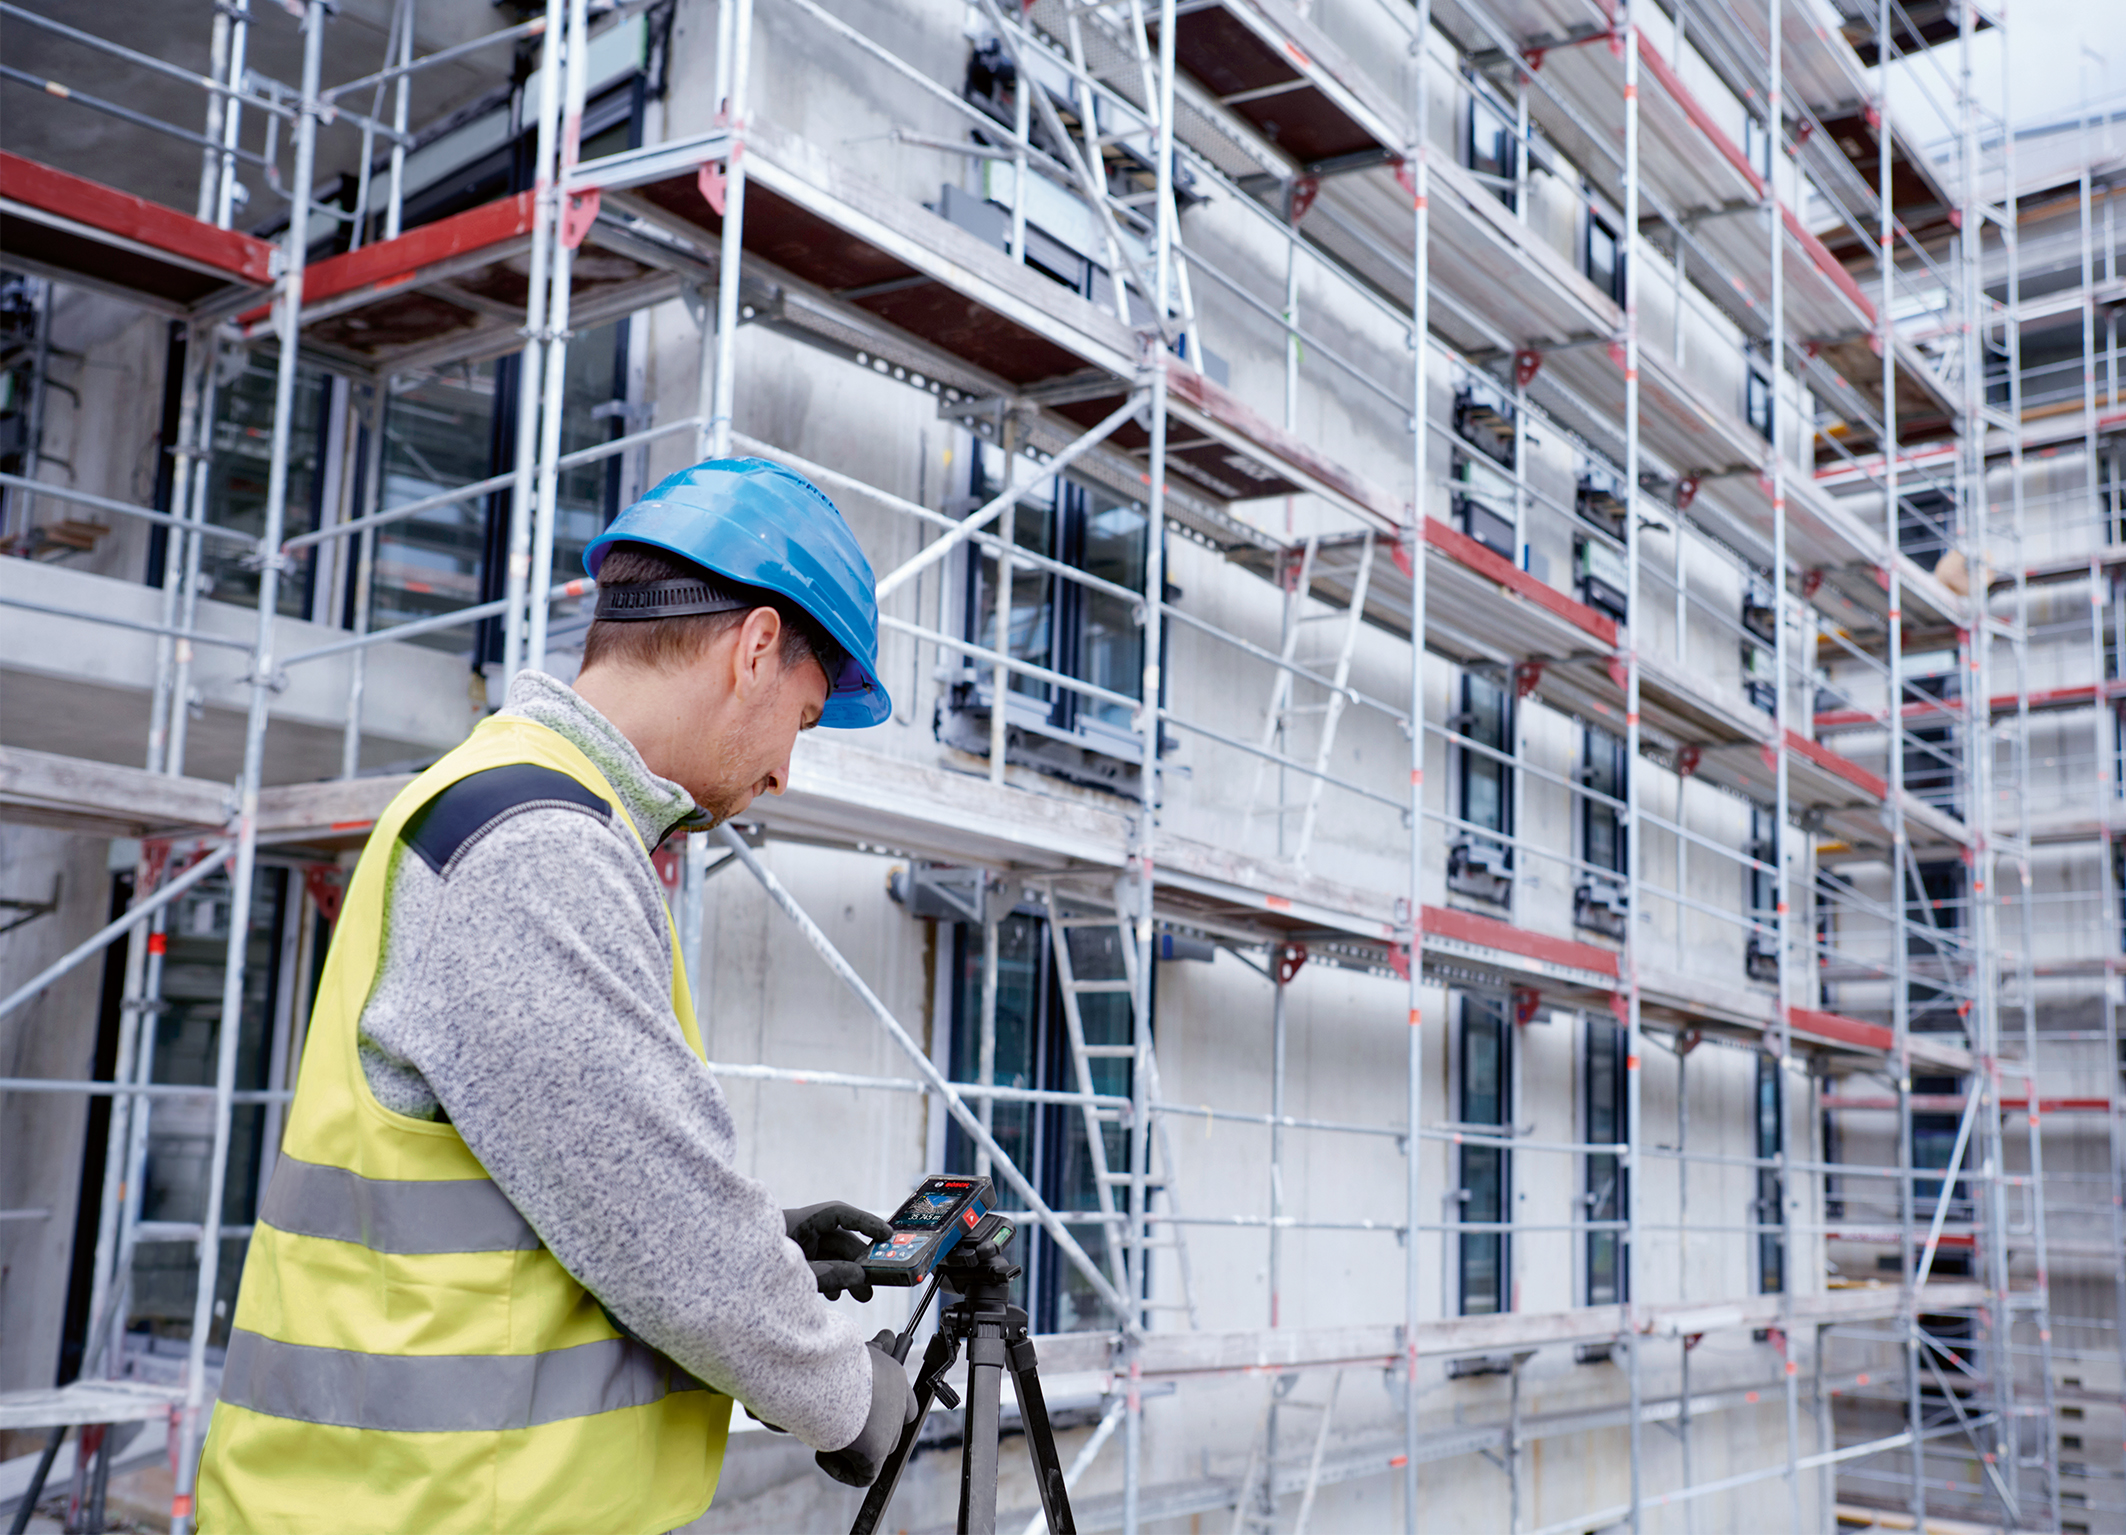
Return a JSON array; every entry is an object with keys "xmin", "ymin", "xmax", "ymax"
[{"xmin": 199, "ymin": 714, "xmax": 731, "ymax": 1534}]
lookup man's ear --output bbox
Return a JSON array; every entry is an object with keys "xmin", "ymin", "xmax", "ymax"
[{"xmin": 730, "ymin": 606, "xmax": 786, "ymax": 697}]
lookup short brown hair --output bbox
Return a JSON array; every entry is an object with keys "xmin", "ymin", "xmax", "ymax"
[{"xmin": 581, "ymin": 543, "xmax": 844, "ymax": 683}]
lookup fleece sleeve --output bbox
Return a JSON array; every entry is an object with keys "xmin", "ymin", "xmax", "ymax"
[{"xmin": 358, "ymin": 804, "xmax": 875, "ymax": 1453}]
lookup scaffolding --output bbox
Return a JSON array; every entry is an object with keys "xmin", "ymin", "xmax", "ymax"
[{"xmin": 0, "ymin": 0, "xmax": 2118, "ymax": 1530}]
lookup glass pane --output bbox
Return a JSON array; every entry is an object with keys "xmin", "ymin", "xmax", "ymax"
[
  {"xmin": 202, "ymin": 355, "xmax": 326, "ymax": 618},
  {"xmin": 1467, "ymin": 676, "xmax": 1507, "ymax": 750},
  {"xmin": 1459, "ymin": 997, "xmax": 1508, "ymax": 1314},
  {"xmin": 1588, "ymin": 220, "xmax": 1618, "ymax": 299},
  {"xmin": 1461, "ymin": 1001, "xmax": 1505, "ymax": 1126},
  {"xmin": 374, "ymin": 360, "xmax": 499, "ymax": 648},
  {"xmin": 1005, "ymin": 503, "xmax": 1056, "ymax": 704},
  {"xmin": 552, "ymin": 321, "xmax": 624, "ymax": 592},
  {"xmin": 1586, "ymin": 1027, "xmax": 1617, "ymax": 1144},
  {"xmin": 1461, "ymin": 1143, "xmax": 1504, "ymax": 1314},
  {"xmin": 948, "ymin": 915, "xmax": 1044, "ymax": 1182},
  {"xmin": 1585, "ymin": 1019, "xmax": 1624, "ymax": 1304},
  {"xmin": 133, "ymin": 869, "xmax": 285, "ymax": 1349},
  {"xmin": 1461, "ymin": 676, "xmax": 1510, "ymax": 842},
  {"xmin": 1078, "ymin": 495, "xmax": 1147, "ymax": 726},
  {"xmin": 970, "ymin": 445, "xmax": 1057, "ymax": 706}
]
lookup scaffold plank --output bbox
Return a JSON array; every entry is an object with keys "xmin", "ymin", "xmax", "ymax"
[
  {"xmin": 0, "ymin": 152, "xmax": 275, "ymax": 311},
  {"xmin": 1028, "ymin": 1280, "xmax": 1994, "ymax": 1377},
  {"xmin": 0, "ymin": 746, "xmax": 230, "ymax": 837}
]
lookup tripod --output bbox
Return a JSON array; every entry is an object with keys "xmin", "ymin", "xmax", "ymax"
[{"xmin": 851, "ymin": 1227, "xmax": 1075, "ymax": 1535}]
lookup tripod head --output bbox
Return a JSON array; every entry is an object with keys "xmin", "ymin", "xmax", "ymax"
[
  {"xmin": 887, "ymin": 1213, "xmax": 1018, "ymax": 1368},
  {"xmin": 937, "ymin": 1214, "xmax": 1020, "ymax": 1287}
]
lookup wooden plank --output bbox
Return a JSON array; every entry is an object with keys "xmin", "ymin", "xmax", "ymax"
[
  {"xmin": 1424, "ymin": 904, "xmax": 1620, "ymax": 979},
  {"xmin": 0, "ymin": 153, "xmax": 275, "ymax": 285},
  {"xmin": 0, "ymin": 746, "xmax": 229, "ymax": 834},
  {"xmin": 1423, "ymin": 517, "xmax": 1618, "ymax": 647},
  {"xmin": 285, "ymin": 193, "xmax": 534, "ymax": 310},
  {"xmin": 1787, "ymin": 1004, "xmax": 1895, "ymax": 1054}
]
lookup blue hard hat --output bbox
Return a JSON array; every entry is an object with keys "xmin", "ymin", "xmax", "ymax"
[{"xmin": 584, "ymin": 457, "xmax": 892, "ymax": 728}]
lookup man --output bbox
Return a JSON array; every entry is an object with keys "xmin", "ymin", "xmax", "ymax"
[{"xmin": 199, "ymin": 459, "xmax": 918, "ymax": 1533}]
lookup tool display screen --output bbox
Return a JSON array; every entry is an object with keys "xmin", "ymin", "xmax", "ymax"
[{"xmin": 861, "ymin": 1175, "xmax": 991, "ymax": 1286}]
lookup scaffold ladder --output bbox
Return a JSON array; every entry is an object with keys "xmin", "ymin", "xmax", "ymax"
[
  {"xmin": 1040, "ymin": 876, "xmax": 1200, "ymax": 1328},
  {"xmin": 1247, "ymin": 531, "xmax": 1377, "ymax": 867}
]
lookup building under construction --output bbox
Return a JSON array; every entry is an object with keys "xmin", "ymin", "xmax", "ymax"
[{"xmin": 0, "ymin": 0, "xmax": 2120, "ymax": 1528}]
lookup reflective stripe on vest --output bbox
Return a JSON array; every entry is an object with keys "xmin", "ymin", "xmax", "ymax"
[
  {"xmin": 259, "ymin": 1152, "xmax": 540, "ymax": 1254},
  {"xmin": 220, "ymin": 1330, "xmax": 699, "ymax": 1434}
]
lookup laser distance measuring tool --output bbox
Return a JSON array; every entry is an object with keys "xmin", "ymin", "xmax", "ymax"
[
  {"xmin": 859, "ymin": 1174, "xmax": 991, "ymax": 1287},
  {"xmin": 852, "ymin": 1178, "xmax": 1075, "ymax": 1535}
]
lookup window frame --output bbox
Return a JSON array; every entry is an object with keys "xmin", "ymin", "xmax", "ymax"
[
  {"xmin": 1574, "ymin": 725, "xmax": 1628, "ymax": 937},
  {"xmin": 1755, "ymin": 1052, "xmax": 1786, "ymax": 1294},
  {"xmin": 953, "ymin": 447, "xmax": 1154, "ymax": 774},
  {"xmin": 1463, "ymin": 80, "xmax": 1519, "ymax": 213},
  {"xmin": 1583, "ymin": 1012, "xmax": 1628, "ymax": 1305},
  {"xmin": 1457, "ymin": 993, "xmax": 1513, "ymax": 1316},
  {"xmin": 1448, "ymin": 671, "xmax": 1515, "ymax": 906},
  {"xmin": 1584, "ymin": 208, "xmax": 1623, "ymax": 304},
  {"xmin": 1746, "ymin": 805, "xmax": 1780, "ymax": 981}
]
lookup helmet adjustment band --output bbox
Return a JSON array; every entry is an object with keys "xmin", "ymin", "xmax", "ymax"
[{"xmin": 593, "ymin": 578, "xmax": 753, "ymax": 622}]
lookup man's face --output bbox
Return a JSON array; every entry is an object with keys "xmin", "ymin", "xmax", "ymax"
[{"xmin": 685, "ymin": 619, "xmax": 830, "ymax": 825}]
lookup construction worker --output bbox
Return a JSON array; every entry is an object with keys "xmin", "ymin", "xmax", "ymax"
[{"xmin": 197, "ymin": 459, "xmax": 917, "ymax": 1533}]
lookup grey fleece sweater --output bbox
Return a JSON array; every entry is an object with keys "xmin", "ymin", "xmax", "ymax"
[{"xmin": 354, "ymin": 670, "xmax": 873, "ymax": 1453}]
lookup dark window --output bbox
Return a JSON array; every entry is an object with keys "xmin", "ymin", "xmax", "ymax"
[
  {"xmin": 1584, "ymin": 1015, "xmax": 1627, "ymax": 1304},
  {"xmin": 200, "ymin": 355, "xmax": 332, "ymax": 620},
  {"xmin": 1466, "ymin": 89, "xmax": 1517, "ymax": 212},
  {"xmin": 950, "ymin": 445, "xmax": 1152, "ymax": 782},
  {"xmin": 944, "ymin": 913, "xmax": 1131, "ymax": 1333},
  {"xmin": 349, "ymin": 78, "xmax": 646, "ymax": 664},
  {"xmin": 1755, "ymin": 1052, "xmax": 1785, "ymax": 1294},
  {"xmin": 1905, "ymin": 859, "xmax": 1965, "ymax": 1033},
  {"xmin": 1458, "ymin": 994, "xmax": 1511, "ymax": 1315},
  {"xmin": 1448, "ymin": 674, "xmax": 1513, "ymax": 905},
  {"xmin": 1585, "ymin": 212, "xmax": 1622, "ymax": 303},
  {"xmin": 2105, "ymin": 574, "xmax": 2123, "ymax": 681},
  {"xmin": 1746, "ymin": 806, "xmax": 1780, "ymax": 982},
  {"xmin": 1742, "ymin": 580, "xmax": 1777, "ymax": 715},
  {"xmin": 1575, "ymin": 727, "xmax": 1628, "ymax": 938},
  {"xmin": 130, "ymin": 868, "xmax": 290, "ymax": 1348},
  {"xmin": 1575, "ymin": 533, "xmax": 1628, "ymax": 620},
  {"xmin": 1896, "ymin": 487, "xmax": 1955, "ymax": 572},
  {"xmin": 1745, "ymin": 360, "xmax": 1774, "ymax": 442},
  {"xmin": 371, "ymin": 321, "xmax": 628, "ymax": 662},
  {"xmin": 1451, "ymin": 452, "xmax": 1515, "ymax": 560}
]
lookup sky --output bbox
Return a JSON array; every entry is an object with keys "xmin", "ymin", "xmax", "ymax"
[{"xmin": 1876, "ymin": 0, "xmax": 2126, "ymax": 146}]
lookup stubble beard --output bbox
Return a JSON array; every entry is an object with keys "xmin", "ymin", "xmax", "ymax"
[{"xmin": 688, "ymin": 684, "xmax": 782, "ymax": 827}]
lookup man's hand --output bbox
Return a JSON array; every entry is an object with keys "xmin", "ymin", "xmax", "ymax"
[
  {"xmin": 815, "ymin": 1331, "xmax": 920, "ymax": 1487},
  {"xmin": 784, "ymin": 1201, "xmax": 891, "ymax": 1302}
]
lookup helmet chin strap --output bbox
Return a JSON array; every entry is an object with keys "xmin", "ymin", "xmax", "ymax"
[{"xmin": 593, "ymin": 578, "xmax": 752, "ymax": 621}]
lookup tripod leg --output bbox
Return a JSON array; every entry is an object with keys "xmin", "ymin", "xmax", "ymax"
[
  {"xmin": 851, "ymin": 1329, "xmax": 956, "ymax": 1535},
  {"xmin": 1005, "ymin": 1332, "xmax": 1076, "ymax": 1535},
  {"xmin": 959, "ymin": 1325, "xmax": 1007, "ymax": 1535}
]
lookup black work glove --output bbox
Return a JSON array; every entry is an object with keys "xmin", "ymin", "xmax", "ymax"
[
  {"xmin": 784, "ymin": 1201, "xmax": 892, "ymax": 1303},
  {"xmin": 815, "ymin": 1330, "xmax": 920, "ymax": 1487}
]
